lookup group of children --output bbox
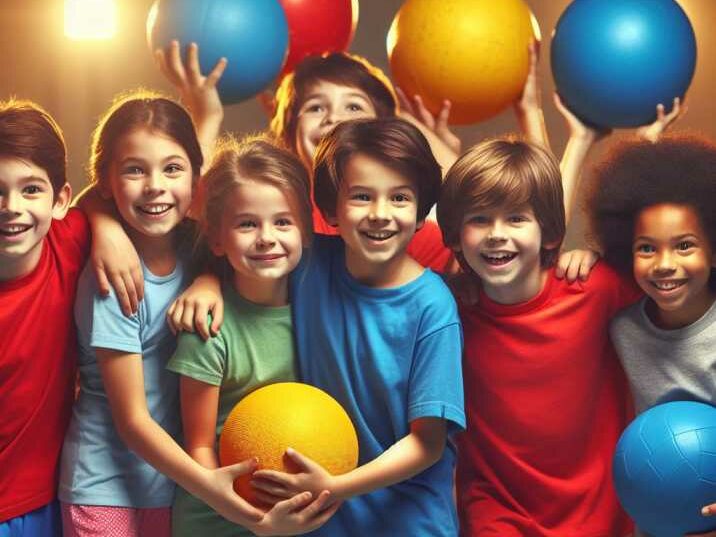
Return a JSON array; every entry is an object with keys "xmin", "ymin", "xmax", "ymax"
[{"xmin": 1, "ymin": 34, "xmax": 715, "ymax": 537}]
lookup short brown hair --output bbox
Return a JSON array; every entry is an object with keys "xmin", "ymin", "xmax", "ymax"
[
  {"xmin": 270, "ymin": 52, "xmax": 397, "ymax": 153},
  {"xmin": 0, "ymin": 99, "xmax": 66, "ymax": 198},
  {"xmin": 90, "ymin": 90, "xmax": 202, "ymax": 189},
  {"xmin": 313, "ymin": 118, "xmax": 441, "ymax": 223},
  {"xmin": 438, "ymin": 138, "xmax": 565, "ymax": 267},
  {"xmin": 201, "ymin": 135, "xmax": 313, "ymax": 247},
  {"xmin": 587, "ymin": 134, "xmax": 716, "ymax": 283}
]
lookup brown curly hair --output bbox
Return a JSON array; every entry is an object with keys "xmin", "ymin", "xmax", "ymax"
[{"xmin": 586, "ymin": 134, "xmax": 716, "ymax": 286}]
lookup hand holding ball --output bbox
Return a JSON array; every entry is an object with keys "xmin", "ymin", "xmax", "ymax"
[{"xmin": 219, "ymin": 383, "xmax": 358, "ymax": 505}]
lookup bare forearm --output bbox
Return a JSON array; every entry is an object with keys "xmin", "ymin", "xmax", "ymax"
[
  {"xmin": 332, "ymin": 431, "xmax": 444, "ymax": 500},
  {"xmin": 560, "ymin": 134, "xmax": 596, "ymax": 224},
  {"xmin": 516, "ymin": 107, "xmax": 550, "ymax": 151}
]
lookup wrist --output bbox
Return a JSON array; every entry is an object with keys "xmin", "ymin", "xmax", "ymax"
[{"xmin": 330, "ymin": 473, "xmax": 352, "ymax": 501}]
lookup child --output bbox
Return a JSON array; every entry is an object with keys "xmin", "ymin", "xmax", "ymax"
[
  {"xmin": 155, "ymin": 42, "xmax": 547, "ymax": 274},
  {"xmin": 166, "ymin": 137, "xmax": 336, "ymax": 536},
  {"xmin": 0, "ymin": 99, "xmax": 84, "ymax": 536},
  {"xmin": 437, "ymin": 137, "xmax": 640, "ymax": 536},
  {"xmin": 587, "ymin": 135, "xmax": 716, "ymax": 536},
  {"xmin": 249, "ymin": 117, "xmax": 465, "ymax": 536},
  {"xmin": 57, "ymin": 93, "xmax": 324, "ymax": 537}
]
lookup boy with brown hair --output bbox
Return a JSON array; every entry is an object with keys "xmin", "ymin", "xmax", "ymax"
[{"xmin": 437, "ymin": 137, "xmax": 638, "ymax": 536}]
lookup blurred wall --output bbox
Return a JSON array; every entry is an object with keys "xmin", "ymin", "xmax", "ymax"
[{"xmin": 1, "ymin": 0, "xmax": 714, "ymax": 247}]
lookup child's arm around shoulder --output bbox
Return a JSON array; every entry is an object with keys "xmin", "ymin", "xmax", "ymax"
[{"xmin": 74, "ymin": 184, "xmax": 144, "ymax": 316}]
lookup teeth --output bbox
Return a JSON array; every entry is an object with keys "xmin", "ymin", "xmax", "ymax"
[
  {"xmin": 140, "ymin": 204, "xmax": 171, "ymax": 214},
  {"xmin": 485, "ymin": 252, "xmax": 515, "ymax": 260},
  {"xmin": 653, "ymin": 281, "xmax": 684, "ymax": 291},
  {"xmin": 0, "ymin": 224, "xmax": 31, "ymax": 234},
  {"xmin": 364, "ymin": 231, "xmax": 395, "ymax": 240}
]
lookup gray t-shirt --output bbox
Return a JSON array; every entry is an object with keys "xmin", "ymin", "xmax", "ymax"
[{"xmin": 610, "ymin": 297, "xmax": 716, "ymax": 415}]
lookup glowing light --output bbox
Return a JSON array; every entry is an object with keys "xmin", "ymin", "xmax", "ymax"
[{"xmin": 65, "ymin": 0, "xmax": 117, "ymax": 40}]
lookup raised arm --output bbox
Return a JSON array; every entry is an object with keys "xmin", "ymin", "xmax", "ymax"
[
  {"xmin": 155, "ymin": 40, "xmax": 227, "ymax": 169},
  {"xmin": 514, "ymin": 40, "xmax": 550, "ymax": 150}
]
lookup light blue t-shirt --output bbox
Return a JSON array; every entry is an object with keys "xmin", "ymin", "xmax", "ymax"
[
  {"xmin": 58, "ymin": 257, "xmax": 188, "ymax": 508},
  {"xmin": 290, "ymin": 235, "xmax": 465, "ymax": 537}
]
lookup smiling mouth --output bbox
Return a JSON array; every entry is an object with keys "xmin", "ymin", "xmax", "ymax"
[
  {"xmin": 651, "ymin": 280, "xmax": 686, "ymax": 292},
  {"xmin": 137, "ymin": 203, "xmax": 173, "ymax": 216},
  {"xmin": 481, "ymin": 252, "xmax": 517, "ymax": 266},
  {"xmin": 361, "ymin": 230, "xmax": 397, "ymax": 242},
  {"xmin": 0, "ymin": 223, "xmax": 32, "ymax": 237},
  {"xmin": 250, "ymin": 254, "xmax": 286, "ymax": 261}
]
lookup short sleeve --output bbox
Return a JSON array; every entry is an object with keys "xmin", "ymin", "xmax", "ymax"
[
  {"xmin": 167, "ymin": 328, "xmax": 227, "ymax": 386},
  {"xmin": 408, "ymin": 296, "xmax": 466, "ymax": 433},
  {"xmin": 598, "ymin": 262, "xmax": 642, "ymax": 314},
  {"xmin": 55, "ymin": 207, "xmax": 91, "ymax": 255},
  {"xmin": 89, "ymin": 288, "xmax": 142, "ymax": 354}
]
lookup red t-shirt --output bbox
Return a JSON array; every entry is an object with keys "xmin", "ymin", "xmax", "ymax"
[
  {"xmin": 312, "ymin": 202, "xmax": 453, "ymax": 273},
  {"xmin": 0, "ymin": 209, "xmax": 89, "ymax": 522},
  {"xmin": 457, "ymin": 263, "xmax": 640, "ymax": 537}
]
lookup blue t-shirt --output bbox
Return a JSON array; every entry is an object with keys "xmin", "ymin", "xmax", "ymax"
[
  {"xmin": 58, "ymin": 257, "xmax": 188, "ymax": 508},
  {"xmin": 290, "ymin": 235, "xmax": 465, "ymax": 537}
]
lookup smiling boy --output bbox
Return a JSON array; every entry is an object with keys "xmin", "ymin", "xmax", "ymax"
[
  {"xmin": 437, "ymin": 138, "xmax": 639, "ymax": 537},
  {"xmin": 251, "ymin": 117, "xmax": 465, "ymax": 537}
]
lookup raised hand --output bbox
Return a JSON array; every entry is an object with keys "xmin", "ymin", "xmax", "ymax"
[{"xmin": 636, "ymin": 97, "xmax": 688, "ymax": 143}]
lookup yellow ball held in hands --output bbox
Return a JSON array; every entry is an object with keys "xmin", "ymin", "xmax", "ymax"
[
  {"xmin": 219, "ymin": 382, "xmax": 359, "ymax": 505},
  {"xmin": 388, "ymin": 0, "xmax": 538, "ymax": 125}
]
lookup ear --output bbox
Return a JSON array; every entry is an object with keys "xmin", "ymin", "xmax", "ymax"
[
  {"xmin": 416, "ymin": 218, "xmax": 425, "ymax": 232},
  {"xmin": 543, "ymin": 238, "xmax": 562, "ymax": 252},
  {"xmin": 51, "ymin": 183, "xmax": 72, "ymax": 220},
  {"xmin": 209, "ymin": 238, "xmax": 225, "ymax": 257}
]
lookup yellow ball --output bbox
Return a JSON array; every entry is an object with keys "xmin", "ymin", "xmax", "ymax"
[
  {"xmin": 219, "ymin": 382, "xmax": 359, "ymax": 505},
  {"xmin": 388, "ymin": 0, "xmax": 538, "ymax": 125}
]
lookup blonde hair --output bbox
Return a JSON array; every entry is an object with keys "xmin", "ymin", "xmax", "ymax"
[
  {"xmin": 438, "ymin": 137, "xmax": 565, "ymax": 267},
  {"xmin": 200, "ymin": 135, "xmax": 313, "ymax": 248}
]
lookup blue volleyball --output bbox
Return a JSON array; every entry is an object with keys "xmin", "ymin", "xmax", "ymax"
[
  {"xmin": 613, "ymin": 401, "xmax": 716, "ymax": 537},
  {"xmin": 148, "ymin": 0, "xmax": 289, "ymax": 104},
  {"xmin": 551, "ymin": 0, "xmax": 696, "ymax": 128}
]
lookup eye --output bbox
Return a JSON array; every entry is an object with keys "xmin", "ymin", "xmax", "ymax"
[
  {"xmin": 392, "ymin": 192, "xmax": 412, "ymax": 203},
  {"xmin": 275, "ymin": 217, "xmax": 294, "ymax": 227},
  {"xmin": 346, "ymin": 102, "xmax": 366, "ymax": 113},
  {"xmin": 635, "ymin": 243, "xmax": 656, "ymax": 254},
  {"xmin": 676, "ymin": 240, "xmax": 695, "ymax": 251},
  {"xmin": 508, "ymin": 214, "xmax": 528, "ymax": 223},
  {"xmin": 466, "ymin": 215, "xmax": 489, "ymax": 225},
  {"xmin": 123, "ymin": 165, "xmax": 144, "ymax": 176},
  {"xmin": 303, "ymin": 102, "xmax": 324, "ymax": 114},
  {"xmin": 350, "ymin": 193, "xmax": 370, "ymax": 202},
  {"xmin": 237, "ymin": 220, "xmax": 257, "ymax": 229},
  {"xmin": 23, "ymin": 184, "xmax": 44, "ymax": 195},
  {"xmin": 165, "ymin": 163, "xmax": 184, "ymax": 175}
]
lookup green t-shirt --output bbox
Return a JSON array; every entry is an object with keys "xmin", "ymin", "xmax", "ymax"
[{"xmin": 167, "ymin": 285, "xmax": 297, "ymax": 537}]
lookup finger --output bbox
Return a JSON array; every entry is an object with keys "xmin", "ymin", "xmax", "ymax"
[
  {"xmin": 252, "ymin": 489, "xmax": 287, "ymax": 507},
  {"xmin": 395, "ymin": 87, "xmax": 416, "ymax": 117},
  {"xmin": 435, "ymin": 100, "xmax": 452, "ymax": 131},
  {"xmin": 224, "ymin": 457, "xmax": 258, "ymax": 478},
  {"xmin": 108, "ymin": 272, "xmax": 132, "ymax": 316},
  {"xmin": 194, "ymin": 303, "xmax": 211, "ymax": 341},
  {"xmin": 297, "ymin": 490, "xmax": 332, "ymax": 518},
  {"xmin": 93, "ymin": 262, "xmax": 111, "ymax": 296},
  {"xmin": 119, "ymin": 271, "xmax": 138, "ymax": 314},
  {"xmin": 251, "ymin": 478, "xmax": 294, "ymax": 498},
  {"xmin": 166, "ymin": 303, "xmax": 178, "ymax": 336},
  {"xmin": 180, "ymin": 301, "xmax": 196, "ymax": 332},
  {"xmin": 185, "ymin": 42, "xmax": 203, "ymax": 85},
  {"xmin": 655, "ymin": 102, "xmax": 665, "ymax": 121},
  {"xmin": 531, "ymin": 37, "xmax": 541, "ymax": 63},
  {"xmin": 170, "ymin": 301, "xmax": 185, "ymax": 333},
  {"xmin": 566, "ymin": 256, "xmax": 581, "ymax": 283},
  {"xmin": 166, "ymin": 40, "xmax": 187, "ymax": 83},
  {"xmin": 271, "ymin": 492, "xmax": 313, "ymax": 515},
  {"xmin": 555, "ymin": 253, "xmax": 569, "ymax": 279},
  {"xmin": 285, "ymin": 447, "xmax": 318, "ymax": 472},
  {"xmin": 252, "ymin": 469, "xmax": 293, "ymax": 485},
  {"xmin": 578, "ymin": 257, "xmax": 592, "ymax": 281},
  {"xmin": 130, "ymin": 264, "xmax": 144, "ymax": 303},
  {"xmin": 663, "ymin": 97, "xmax": 682, "ymax": 123},
  {"xmin": 205, "ymin": 57, "xmax": 228, "ymax": 88},
  {"xmin": 413, "ymin": 95, "xmax": 436, "ymax": 130},
  {"xmin": 210, "ymin": 300, "xmax": 224, "ymax": 336},
  {"xmin": 154, "ymin": 48, "xmax": 175, "ymax": 84}
]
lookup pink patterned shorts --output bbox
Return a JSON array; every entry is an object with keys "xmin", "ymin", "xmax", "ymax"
[{"xmin": 61, "ymin": 503, "xmax": 171, "ymax": 537}]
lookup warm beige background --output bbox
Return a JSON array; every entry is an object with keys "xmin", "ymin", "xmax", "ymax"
[{"xmin": 2, "ymin": 0, "xmax": 714, "ymax": 246}]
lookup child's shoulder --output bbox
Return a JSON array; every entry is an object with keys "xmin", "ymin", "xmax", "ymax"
[{"xmin": 49, "ymin": 207, "xmax": 91, "ymax": 257}]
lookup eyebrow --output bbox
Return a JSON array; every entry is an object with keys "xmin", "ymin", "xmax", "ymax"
[
  {"xmin": 119, "ymin": 155, "xmax": 188, "ymax": 165},
  {"xmin": 634, "ymin": 233, "xmax": 699, "ymax": 242},
  {"xmin": 303, "ymin": 91, "xmax": 370, "ymax": 102}
]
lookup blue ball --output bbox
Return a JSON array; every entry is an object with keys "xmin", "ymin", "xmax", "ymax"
[
  {"xmin": 149, "ymin": 0, "xmax": 289, "ymax": 104},
  {"xmin": 613, "ymin": 401, "xmax": 716, "ymax": 537},
  {"xmin": 551, "ymin": 0, "xmax": 696, "ymax": 128}
]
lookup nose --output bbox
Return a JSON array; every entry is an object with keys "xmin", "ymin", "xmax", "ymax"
[
  {"xmin": 256, "ymin": 225, "xmax": 277, "ymax": 248},
  {"xmin": 0, "ymin": 191, "xmax": 20, "ymax": 214},
  {"xmin": 368, "ymin": 197, "xmax": 389, "ymax": 222},
  {"xmin": 322, "ymin": 106, "xmax": 345, "ymax": 126},
  {"xmin": 653, "ymin": 249, "xmax": 676, "ymax": 274},
  {"xmin": 143, "ymin": 171, "xmax": 166, "ymax": 195},
  {"xmin": 487, "ymin": 220, "xmax": 506, "ymax": 242}
]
